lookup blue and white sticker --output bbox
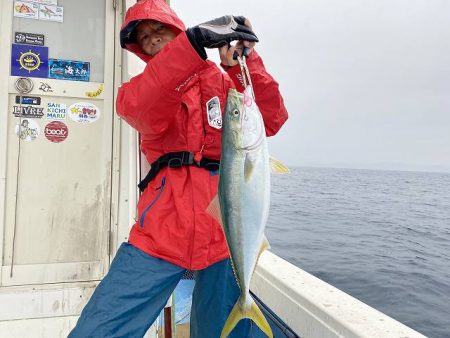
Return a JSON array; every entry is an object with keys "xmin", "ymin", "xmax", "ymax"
[
  {"xmin": 46, "ymin": 102, "xmax": 67, "ymax": 120},
  {"xmin": 69, "ymin": 102, "xmax": 100, "ymax": 124},
  {"xmin": 206, "ymin": 96, "xmax": 222, "ymax": 129},
  {"xmin": 15, "ymin": 95, "xmax": 41, "ymax": 105},
  {"xmin": 15, "ymin": 119, "xmax": 40, "ymax": 141},
  {"xmin": 11, "ymin": 44, "xmax": 49, "ymax": 78},
  {"xmin": 48, "ymin": 59, "xmax": 90, "ymax": 82}
]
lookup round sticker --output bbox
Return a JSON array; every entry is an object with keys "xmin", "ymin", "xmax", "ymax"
[
  {"xmin": 44, "ymin": 121, "xmax": 68, "ymax": 143},
  {"xmin": 15, "ymin": 119, "xmax": 40, "ymax": 141},
  {"xmin": 69, "ymin": 102, "xmax": 100, "ymax": 124}
]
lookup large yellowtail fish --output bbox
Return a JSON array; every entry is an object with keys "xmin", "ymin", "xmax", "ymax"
[{"xmin": 208, "ymin": 84, "xmax": 288, "ymax": 338}]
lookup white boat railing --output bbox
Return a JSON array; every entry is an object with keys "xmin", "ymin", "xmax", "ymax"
[{"xmin": 251, "ymin": 251, "xmax": 426, "ymax": 338}]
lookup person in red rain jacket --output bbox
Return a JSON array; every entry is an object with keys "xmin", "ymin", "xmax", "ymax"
[{"xmin": 69, "ymin": 0, "xmax": 288, "ymax": 337}]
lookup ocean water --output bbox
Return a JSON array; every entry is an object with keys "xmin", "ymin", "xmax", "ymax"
[{"xmin": 266, "ymin": 167, "xmax": 450, "ymax": 338}]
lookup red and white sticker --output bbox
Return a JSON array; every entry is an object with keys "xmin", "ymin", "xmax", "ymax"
[
  {"xmin": 44, "ymin": 121, "xmax": 68, "ymax": 143},
  {"xmin": 69, "ymin": 102, "xmax": 100, "ymax": 124}
]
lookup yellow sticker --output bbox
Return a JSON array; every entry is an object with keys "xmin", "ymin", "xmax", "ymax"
[{"xmin": 85, "ymin": 83, "xmax": 104, "ymax": 98}]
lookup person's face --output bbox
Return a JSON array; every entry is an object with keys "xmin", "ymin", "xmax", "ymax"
[{"xmin": 135, "ymin": 20, "xmax": 176, "ymax": 56}]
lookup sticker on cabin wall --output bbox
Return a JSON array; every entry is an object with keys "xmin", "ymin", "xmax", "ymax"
[
  {"xmin": 86, "ymin": 84, "xmax": 104, "ymax": 98},
  {"xmin": 34, "ymin": 0, "xmax": 58, "ymax": 5},
  {"xmin": 69, "ymin": 102, "xmax": 100, "ymax": 124},
  {"xmin": 48, "ymin": 59, "xmax": 90, "ymax": 82},
  {"xmin": 46, "ymin": 102, "xmax": 67, "ymax": 120},
  {"xmin": 14, "ymin": 1, "xmax": 39, "ymax": 20},
  {"xmin": 15, "ymin": 32, "xmax": 45, "ymax": 46},
  {"xmin": 39, "ymin": 82, "xmax": 53, "ymax": 93},
  {"xmin": 38, "ymin": 4, "xmax": 63, "ymax": 23},
  {"xmin": 44, "ymin": 121, "xmax": 68, "ymax": 143},
  {"xmin": 206, "ymin": 96, "xmax": 222, "ymax": 129},
  {"xmin": 11, "ymin": 44, "xmax": 48, "ymax": 78},
  {"xmin": 15, "ymin": 95, "xmax": 41, "ymax": 105},
  {"xmin": 12, "ymin": 105, "xmax": 44, "ymax": 118},
  {"xmin": 15, "ymin": 119, "xmax": 40, "ymax": 141}
]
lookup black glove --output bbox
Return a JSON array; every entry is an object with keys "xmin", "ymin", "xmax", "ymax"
[{"xmin": 186, "ymin": 15, "xmax": 258, "ymax": 59}]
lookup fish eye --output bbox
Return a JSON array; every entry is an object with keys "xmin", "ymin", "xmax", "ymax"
[{"xmin": 232, "ymin": 109, "xmax": 240, "ymax": 117}]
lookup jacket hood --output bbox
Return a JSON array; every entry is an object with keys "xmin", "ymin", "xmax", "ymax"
[{"xmin": 120, "ymin": 0, "xmax": 186, "ymax": 62}]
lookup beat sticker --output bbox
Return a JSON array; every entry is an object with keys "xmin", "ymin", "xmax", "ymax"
[
  {"xmin": 15, "ymin": 119, "xmax": 40, "ymax": 141},
  {"xmin": 68, "ymin": 102, "xmax": 100, "ymax": 124},
  {"xmin": 44, "ymin": 121, "xmax": 68, "ymax": 143}
]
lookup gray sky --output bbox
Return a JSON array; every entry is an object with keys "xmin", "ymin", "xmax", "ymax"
[{"xmin": 172, "ymin": 0, "xmax": 450, "ymax": 172}]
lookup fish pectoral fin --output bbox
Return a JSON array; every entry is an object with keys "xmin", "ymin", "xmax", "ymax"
[
  {"xmin": 244, "ymin": 153, "xmax": 256, "ymax": 182},
  {"xmin": 269, "ymin": 156, "xmax": 290, "ymax": 174},
  {"xmin": 258, "ymin": 235, "xmax": 271, "ymax": 258},
  {"xmin": 220, "ymin": 297, "xmax": 273, "ymax": 338},
  {"xmin": 206, "ymin": 194, "xmax": 223, "ymax": 227}
]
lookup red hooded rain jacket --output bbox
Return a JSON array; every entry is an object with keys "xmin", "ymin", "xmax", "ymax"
[{"xmin": 117, "ymin": 0, "xmax": 288, "ymax": 270}]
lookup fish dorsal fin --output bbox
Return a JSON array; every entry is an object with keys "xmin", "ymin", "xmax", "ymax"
[
  {"xmin": 206, "ymin": 194, "xmax": 223, "ymax": 227},
  {"xmin": 244, "ymin": 153, "xmax": 256, "ymax": 182},
  {"xmin": 270, "ymin": 156, "xmax": 290, "ymax": 174}
]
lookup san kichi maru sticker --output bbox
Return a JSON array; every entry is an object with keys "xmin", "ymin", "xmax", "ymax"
[
  {"xmin": 46, "ymin": 102, "xmax": 67, "ymax": 120},
  {"xmin": 15, "ymin": 119, "xmax": 40, "ymax": 141},
  {"xmin": 69, "ymin": 102, "xmax": 100, "ymax": 124},
  {"xmin": 11, "ymin": 44, "xmax": 48, "ymax": 78}
]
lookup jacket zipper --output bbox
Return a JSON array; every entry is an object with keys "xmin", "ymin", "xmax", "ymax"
[{"xmin": 139, "ymin": 176, "xmax": 166, "ymax": 228}]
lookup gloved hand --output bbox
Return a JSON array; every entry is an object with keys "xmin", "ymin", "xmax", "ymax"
[{"xmin": 187, "ymin": 15, "xmax": 258, "ymax": 59}]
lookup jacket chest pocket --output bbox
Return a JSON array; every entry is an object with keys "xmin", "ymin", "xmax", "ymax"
[{"xmin": 139, "ymin": 176, "xmax": 166, "ymax": 228}]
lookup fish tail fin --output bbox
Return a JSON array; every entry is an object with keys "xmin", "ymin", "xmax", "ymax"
[{"xmin": 220, "ymin": 297, "xmax": 273, "ymax": 338}]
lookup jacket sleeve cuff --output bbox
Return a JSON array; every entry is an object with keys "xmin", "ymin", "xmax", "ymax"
[{"xmin": 221, "ymin": 50, "xmax": 260, "ymax": 92}]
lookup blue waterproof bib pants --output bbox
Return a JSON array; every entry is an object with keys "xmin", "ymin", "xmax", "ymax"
[{"xmin": 69, "ymin": 242, "xmax": 267, "ymax": 338}]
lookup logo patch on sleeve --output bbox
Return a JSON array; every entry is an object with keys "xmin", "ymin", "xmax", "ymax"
[{"xmin": 206, "ymin": 96, "xmax": 222, "ymax": 130}]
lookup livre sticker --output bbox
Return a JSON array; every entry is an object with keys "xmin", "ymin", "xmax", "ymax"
[{"xmin": 12, "ymin": 105, "xmax": 44, "ymax": 118}]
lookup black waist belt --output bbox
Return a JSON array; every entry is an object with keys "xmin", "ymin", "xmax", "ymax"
[{"xmin": 138, "ymin": 151, "xmax": 220, "ymax": 192}]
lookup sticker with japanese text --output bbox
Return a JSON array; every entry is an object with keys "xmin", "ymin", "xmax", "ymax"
[
  {"xmin": 44, "ymin": 121, "xmax": 68, "ymax": 143},
  {"xmin": 12, "ymin": 105, "xmax": 44, "ymax": 118},
  {"xmin": 48, "ymin": 59, "xmax": 90, "ymax": 82},
  {"xmin": 15, "ymin": 119, "xmax": 40, "ymax": 141},
  {"xmin": 46, "ymin": 102, "xmax": 67, "ymax": 120},
  {"xmin": 11, "ymin": 44, "xmax": 48, "ymax": 78},
  {"xmin": 15, "ymin": 32, "xmax": 45, "ymax": 46},
  {"xmin": 39, "ymin": 4, "xmax": 63, "ymax": 22},
  {"xmin": 69, "ymin": 102, "xmax": 100, "ymax": 124},
  {"xmin": 14, "ymin": 1, "xmax": 39, "ymax": 20}
]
